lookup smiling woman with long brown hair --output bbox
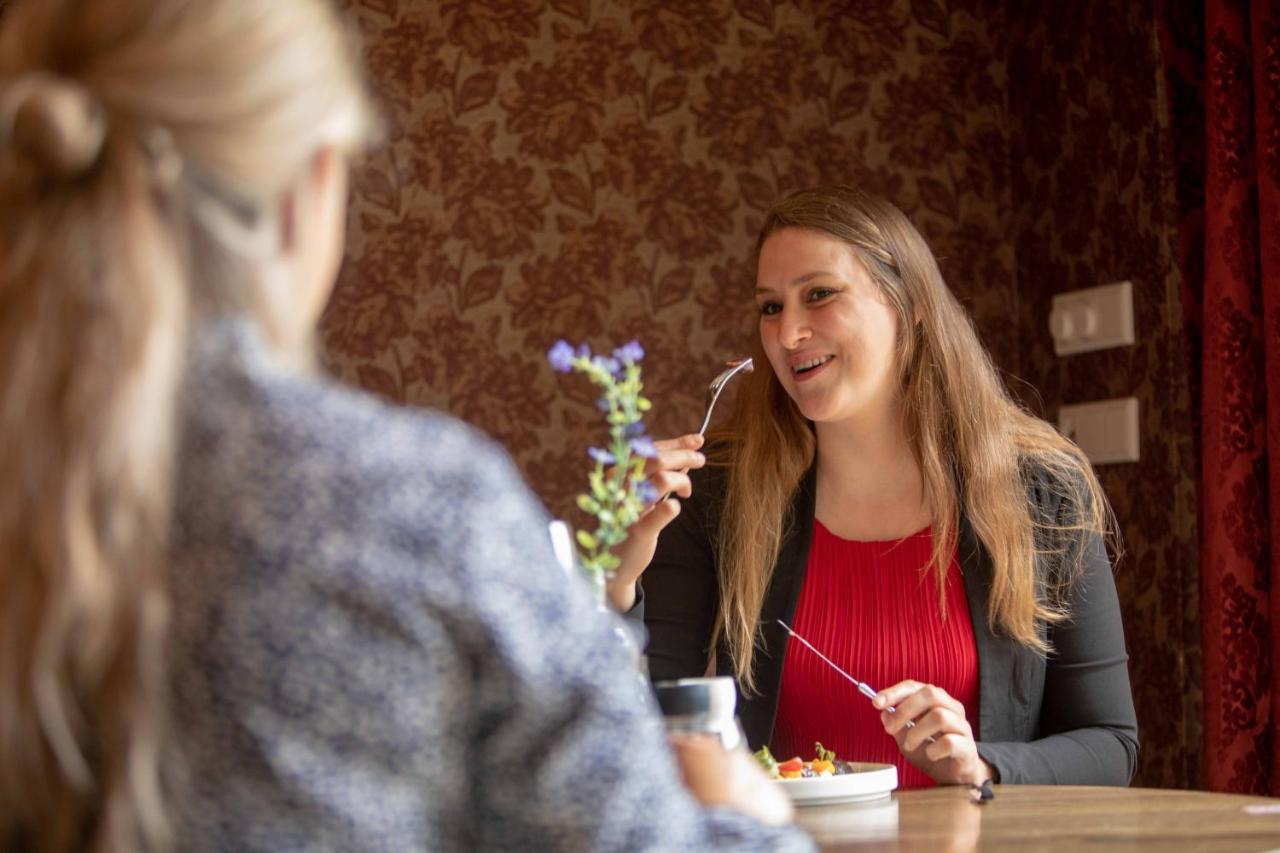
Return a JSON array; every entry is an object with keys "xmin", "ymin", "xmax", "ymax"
[
  {"xmin": 614, "ymin": 184, "xmax": 1139, "ymax": 791},
  {"xmin": 0, "ymin": 1, "xmax": 811, "ymax": 851}
]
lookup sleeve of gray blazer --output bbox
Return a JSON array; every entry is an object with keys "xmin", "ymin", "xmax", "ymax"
[
  {"xmin": 976, "ymin": 506, "xmax": 1140, "ymax": 785},
  {"xmin": 629, "ymin": 464, "xmax": 723, "ymax": 682}
]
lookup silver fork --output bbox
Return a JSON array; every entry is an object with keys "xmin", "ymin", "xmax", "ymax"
[
  {"xmin": 697, "ymin": 358, "xmax": 753, "ymax": 435},
  {"xmin": 657, "ymin": 357, "xmax": 753, "ymax": 503},
  {"xmin": 777, "ymin": 619, "xmax": 935, "ymax": 743}
]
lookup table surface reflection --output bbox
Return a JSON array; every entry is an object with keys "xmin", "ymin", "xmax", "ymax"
[{"xmin": 794, "ymin": 784, "xmax": 1280, "ymax": 851}]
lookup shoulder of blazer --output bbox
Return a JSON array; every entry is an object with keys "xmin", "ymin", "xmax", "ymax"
[
  {"xmin": 1017, "ymin": 458, "xmax": 1097, "ymax": 586},
  {"xmin": 1017, "ymin": 456, "xmax": 1094, "ymax": 523}
]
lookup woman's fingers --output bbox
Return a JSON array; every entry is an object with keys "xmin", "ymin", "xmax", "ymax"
[
  {"xmin": 921, "ymin": 732, "xmax": 972, "ymax": 764},
  {"xmin": 652, "ymin": 433, "xmax": 705, "ymax": 454},
  {"xmin": 670, "ymin": 734, "xmax": 794, "ymax": 826},
  {"xmin": 643, "ymin": 434, "xmax": 704, "ymax": 503},
  {"xmin": 875, "ymin": 681, "xmax": 963, "ymax": 732},
  {"xmin": 893, "ymin": 707, "xmax": 973, "ymax": 753},
  {"xmin": 872, "ymin": 679, "xmax": 923, "ymax": 711},
  {"xmin": 632, "ymin": 496, "xmax": 682, "ymax": 535},
  {"xmin": 647, "ymin": 436, "xmax": 705, "ymax": 477},
  {"xmin": 646, "ymin": 469, "xmax": 693, "ymax": 500}
]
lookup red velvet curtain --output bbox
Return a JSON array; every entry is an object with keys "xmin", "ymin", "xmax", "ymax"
[{"xmin": 1198, "ymin": 0, "xmax": 1280, "ymax": 794}]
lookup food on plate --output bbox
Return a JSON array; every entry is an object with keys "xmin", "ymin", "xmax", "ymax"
[{"xmin": 753, "ymin": 743, "xmax": 852, "ymax": 780}]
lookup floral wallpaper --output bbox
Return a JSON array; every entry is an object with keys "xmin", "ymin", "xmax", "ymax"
[
  {"xmin": 318, "ymin": 0, "xmax": 1196, "ymax": 788},
  {"xmin": 1006, "ymin": 1, "xmax": 1200, "ymax": 790},
  {"xmin": 323, "ymin": 0, "xmax": 1016, "ymax": 510}
]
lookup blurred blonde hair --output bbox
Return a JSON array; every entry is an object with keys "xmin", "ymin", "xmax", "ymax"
[
  {"xmin": 0, "ymin": 0, "xmax": 372, "ymax": 849},
  {"xmin": 711, "ymin": 186, "xmax": 1116, "ymax": 693}
]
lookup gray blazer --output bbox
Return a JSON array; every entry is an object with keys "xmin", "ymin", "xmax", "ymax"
[{"xmin": 631, "ymin": 461, "xmax": 1139, "ymax": 786}]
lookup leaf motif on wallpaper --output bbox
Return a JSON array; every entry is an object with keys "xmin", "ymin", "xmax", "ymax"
[
  {"xmin": 357, "ymin": 362, "xmax": 402, "ymax": 402},
  {"xmin": 461, "ymin": 265, "xmax": 505, "ymax": 311},
  {"xmin": 738, "ymin": 171, "xmax": 776, "ymax": 211},
  {"xmin": 457, "ymin": 70, "xmax": 499, "ymax": 114},
  {"xmin": 550, "ymin": 0, "xmax": 590, "ymax": 24},
  {"xmin": 550, "ymin": 168, "xmax": 594, "ymax": 215},
  {"xmin": 734, "ymin": 0, "xmax": 775, "ymax": 30},
  {"xmin": 917, "ymin": 175, "xmax": 957, "ymax": 220},
  {"xmin": 649, "ymin": 76, "xmax": 688, "ymax": 118},
  {"xmin": 831, "ymin": 81, "xmax": 871, "ymax": 124},
  {"xmin": 356, "ymin": 165, "xmax": 400, "ymax": 215},
  {"xmin": 914, "ymin": 0, "xmax": 950, "ymax": 38},
  {"xmin": 654, "ymin": 267, "xmax": 695, "ymax": 311}
]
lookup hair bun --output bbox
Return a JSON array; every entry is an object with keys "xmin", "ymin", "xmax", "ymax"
[{"xmin": 2, "ymin": 73, "xmax": 107, "ymax": 179}]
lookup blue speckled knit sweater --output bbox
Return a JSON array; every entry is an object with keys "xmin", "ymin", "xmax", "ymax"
[{"xmin": 166, "ymin": 318, "xmax": 813, "ymax": 852}]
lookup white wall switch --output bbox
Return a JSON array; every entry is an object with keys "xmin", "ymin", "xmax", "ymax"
[
  {"xmin": 1057, "ymin": 397, "xmax": 1140, "ymax": 464},
  {"xmin": 1049, "ymin": 281, "xmax": 1135, "ymax": 355}
]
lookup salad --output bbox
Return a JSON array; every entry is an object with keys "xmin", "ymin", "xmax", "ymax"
[{"xmin": 753, "ymin": 742, "xmax": 852, "ymax": 780}]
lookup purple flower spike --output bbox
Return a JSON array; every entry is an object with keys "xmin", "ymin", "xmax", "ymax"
[
  {"xmin": 547, "ymin": 340, "xmax": 576, "ymax": 373},
  {"xmin": 588, "ymin": 447, "xmax": 615, "ymax": 465},
  {"xmin": 629, "ymin": 436, "xmax": 657, "ymax": 458},
  {"xmin": 613, "ymin": 341, "xmax": 645, "ymax": 364},
  {"xmin": 637, "ymin": 481, "xmax": 659, "ymax": 504}
]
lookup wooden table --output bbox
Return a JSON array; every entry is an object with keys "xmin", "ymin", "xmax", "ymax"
[{"xmin": 795, "ymin": 785, "xmax": 1280, "ymax": 851}]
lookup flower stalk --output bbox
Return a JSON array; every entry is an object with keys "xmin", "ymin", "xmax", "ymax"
[{"xmin": 548, "ymin": 339, "xmax": 657, "ymax": 583}]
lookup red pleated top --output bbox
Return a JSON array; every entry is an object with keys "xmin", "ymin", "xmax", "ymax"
[{"xmin": 772, "ymin": 520, "xmax": 979, "ymax": 790}]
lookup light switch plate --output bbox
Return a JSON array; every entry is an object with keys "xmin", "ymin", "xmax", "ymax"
[
  {"xmin": 1058, "ymin": 397, "xmax": 1140, "ymax": 464},
  {"xmin": 1049, "ymin": 281, "xmax": 1135, "ymax": 355}
]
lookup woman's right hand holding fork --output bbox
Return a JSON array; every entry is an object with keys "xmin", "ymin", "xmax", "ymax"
[
  {"xmin": 605, "ymin": 432, "xmax": 705, "ymax": 612},
  {"xmin": 606, "ymin": 356, "xmax": 750, "ymax": 611}
]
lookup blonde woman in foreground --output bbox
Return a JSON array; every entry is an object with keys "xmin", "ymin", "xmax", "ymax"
[
  {"xmin": 615, "ymin": 185, "xmax": 1139, "ymax": 790},
  {"xmin": 0, "ymin": 0, "xmax": 806, "ymax": 850}
]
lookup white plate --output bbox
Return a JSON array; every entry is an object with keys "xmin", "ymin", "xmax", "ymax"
[{"xmin": 778, "ymin": 762, "xmax": 898, "ymax": 806}]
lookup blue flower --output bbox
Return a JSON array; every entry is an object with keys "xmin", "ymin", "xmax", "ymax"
[
  {"xmin": 637, "ymin": 481, "xmax": 659, "ymax": 504},
  {"xmin": 613, "ymin": 341, "xmax": 644, "ymax": 364},
  {"xmin": 576, "ymin": 343, "xmax": 591, "ymax": 359},
  {"xmin": 595, "ymin": 398, "xmax": 610, "ymax": 413},
  {"xmin": 624, "ymin": 422, "xmax": 646, "ymax": 437},
  {"xmin": 588, "ymin": 447, "xmax": 615, "ymax": 465},
  {"xmin": 629, "ymin": 436, "xmax": 657, "ymax": 458},
  {"xmin": 547, "ymin": 340, "xmax": 576, "ymax": 373},
  {"xmin": 593, "ymin": 355, "xmax": 622, "ymax": 376}
]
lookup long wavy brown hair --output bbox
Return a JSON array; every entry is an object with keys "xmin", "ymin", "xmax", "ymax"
[
  {"xmin": 711, "ymin": 186, "xmax": 1115, "ymax": 692},
  {"xmin": 0, "ymin": 0, "xmax": 370, "ymax": 849}
]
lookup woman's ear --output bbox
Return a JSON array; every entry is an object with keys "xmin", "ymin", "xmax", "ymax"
[
  {"xmin": 257, "ymin": 146, "xmax": 349, "ymax": 360},
  {"xmin": 275, "ymin": 146, "xmax": 344, "ymax": 259},
  {"xmin": 277, "ymin": 183, "xmax": 298, "ymax": 255}
]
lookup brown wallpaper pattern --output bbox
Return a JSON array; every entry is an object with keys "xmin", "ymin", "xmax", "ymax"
[
  {"xmin": 323, "ymin": 0, "xmax": 1016, "ymax": 510},
  {"xmin": 1006, "ymin": 1, "xmax": 1199, "ymax": 789},
  {"xmin": 322, "ymin": 0, "xmax": 1197, "ymax": 788}
]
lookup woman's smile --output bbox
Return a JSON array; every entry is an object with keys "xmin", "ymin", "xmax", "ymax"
[{"xmin": 790, "ymin": 352, "xmax": 836, "ymax": 382}]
